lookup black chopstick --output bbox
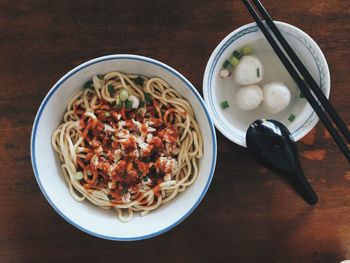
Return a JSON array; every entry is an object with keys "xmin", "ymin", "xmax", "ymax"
[
  {"xmin": 242, "ymin": 0, "xmax": 350, "ymax": 162},
  {"xmin": 251, "ymin": 0, "xmax": 350, "ymax": 144}
]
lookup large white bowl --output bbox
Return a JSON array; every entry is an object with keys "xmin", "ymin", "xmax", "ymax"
[
  {"xmin": 203, "ymin": 21, "xmax": 330, "ymax": 147},
  {"xmin": 31, "ymin": 55, "xmax": 217, "ymax": 241}
]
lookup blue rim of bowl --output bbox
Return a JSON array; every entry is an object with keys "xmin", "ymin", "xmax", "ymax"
[
  {"xmin": 30, "ymin": 54, "xmax": 217, "ymax": 241},
  {"xmin": 205, "ymin": 22, "xmax": 328, "ymax": 146}
]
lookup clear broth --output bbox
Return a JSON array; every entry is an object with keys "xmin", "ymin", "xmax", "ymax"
[{"xmin": 219, "ymin": 41, "xmax": 308, "ymax": 130}]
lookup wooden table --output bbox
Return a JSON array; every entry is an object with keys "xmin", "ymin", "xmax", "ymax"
[{"xmin": 1, "ymin": 0, "xmax": 350, "ymax": 262}]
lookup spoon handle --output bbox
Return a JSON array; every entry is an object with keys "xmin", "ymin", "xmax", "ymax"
[{"xmin": 290, "ymin": 167, "xmax": 318, "ymax": 205}]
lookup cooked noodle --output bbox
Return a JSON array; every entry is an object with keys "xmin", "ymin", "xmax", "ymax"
[{"xmin": 52, "ymin": 72, "xmax": 203, "ymax": 222}]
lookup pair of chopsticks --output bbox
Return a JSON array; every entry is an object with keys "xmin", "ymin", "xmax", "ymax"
[{"xmin": 243, "ymin": 0, "xmax": 350, "ymax": 162}]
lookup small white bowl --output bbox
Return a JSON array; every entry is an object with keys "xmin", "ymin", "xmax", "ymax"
[
  {"xmin": 203, "ymin": 21, "xmax": 330, "ymax": 147},
  {"xmin": 31, "ymin": 54, "xmax": 217, "ymax": 240}
]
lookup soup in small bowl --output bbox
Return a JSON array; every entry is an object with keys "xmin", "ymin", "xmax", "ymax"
[{"xmin": 203, "ymin": 21, "xmax": 330, "ymax": 147}]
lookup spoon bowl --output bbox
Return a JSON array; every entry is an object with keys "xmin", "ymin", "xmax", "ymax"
[{"xmin": 246, "ymin": 119, "xmax": 318, "ymax": 205}]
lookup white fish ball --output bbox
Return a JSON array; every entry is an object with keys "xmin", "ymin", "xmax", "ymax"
[
  {"xmin": 234, "ymin": 55, "xmax": 263, "ymax": 85},
  {"xmin": 263, "ymin": 82, "xmax": 291, "ymax": 114},
  {"xmin": 236, "ymin": 85, "xmax": 263, "ymax": 111}
]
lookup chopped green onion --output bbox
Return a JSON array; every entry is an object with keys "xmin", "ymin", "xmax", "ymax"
[
  {"xmin": 119, "ymin": 89, "xmax": 129, "ymax": 102},
  {"xmin": 241, "ymin": 45, "xmax": 253, "ymax": 55},
  {"xmin": 125, "ymin": 100, "xmax": 133, "ymax": 109},
  {"xmin": 143, "ymin": 156, "xmax": 151, "ymax": 163},
  {"xmin": 104, "ymin": 112, "xmax": 111, "ymax": 117},
  {"xmin": 97, "ymin": 74, "xmax": 104, "ymax": 80},
  {"xmin": 257, "ymin": 68, "xmax": 260, "ymax": 78},
  {"xmin": 221, "ymin": 101, "xmax": 229, "ymax": 109},
  {"xmin": 115, "ymin": 96, "xmax": 122, "ymax": 110},
  {"xmin": 108, "ymin": 84, "xmax": 115, "ymax": 97},
  {"xmin": 74, "ymin": 172, "xmax": 83, "ymax": 180},
  {"xmin": 121, "ymin": 185, "xmax": 128, "ymax": 195},
  {"xmin": 134, "ymin": 76, "xmax": 145, "ymax": 85},
  {"xmin": 83, "ymin": 80, "xmax": 93, "ymax": 90},
  {"xmin": 145, "ymin": 93, "xmax": 152, "ymax": 105},
  {"xmin": 288, "ymin": 114, "xmax": 296, "ymax": 122},
  {"xmin": 143, "ymin": 176, "xmax": 149, "ymax": 182},
  {"xmin": 233, "ymin": 50, "xmax": 242, "ymax": 60},
  {"xmin": 223, "ymin": 60, "xmax": 230, "ymax": 69},
  {"xmin": 230, "ymin": 56, "xmax": 240, "ymax": 67},
  {"xmin": 139, "ymin": 100, "xmax": 145, "ymax": 108}
]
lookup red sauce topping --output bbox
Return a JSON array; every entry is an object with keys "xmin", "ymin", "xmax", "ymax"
[{"xmin": 75, "ymin": 98, "xmax": 179, "ymax": 203}]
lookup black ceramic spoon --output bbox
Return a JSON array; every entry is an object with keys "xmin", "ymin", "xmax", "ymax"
[{"xmin": 246, "ymin": 119, "xmax": 318, "ymax": 205}]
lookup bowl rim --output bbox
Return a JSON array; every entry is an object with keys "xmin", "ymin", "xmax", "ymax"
[
  {"xmin": 203, "ymin": 21, "xmax": 331, "ymax": 147},
  {"xmin": 30, "ymin": 54, "xmax": 217, "ymax": 241}
]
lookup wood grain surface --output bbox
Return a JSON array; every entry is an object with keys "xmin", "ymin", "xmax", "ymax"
[{"xmin": 1, "ymin": 0, "xmax": 350, "ymax": 262}]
